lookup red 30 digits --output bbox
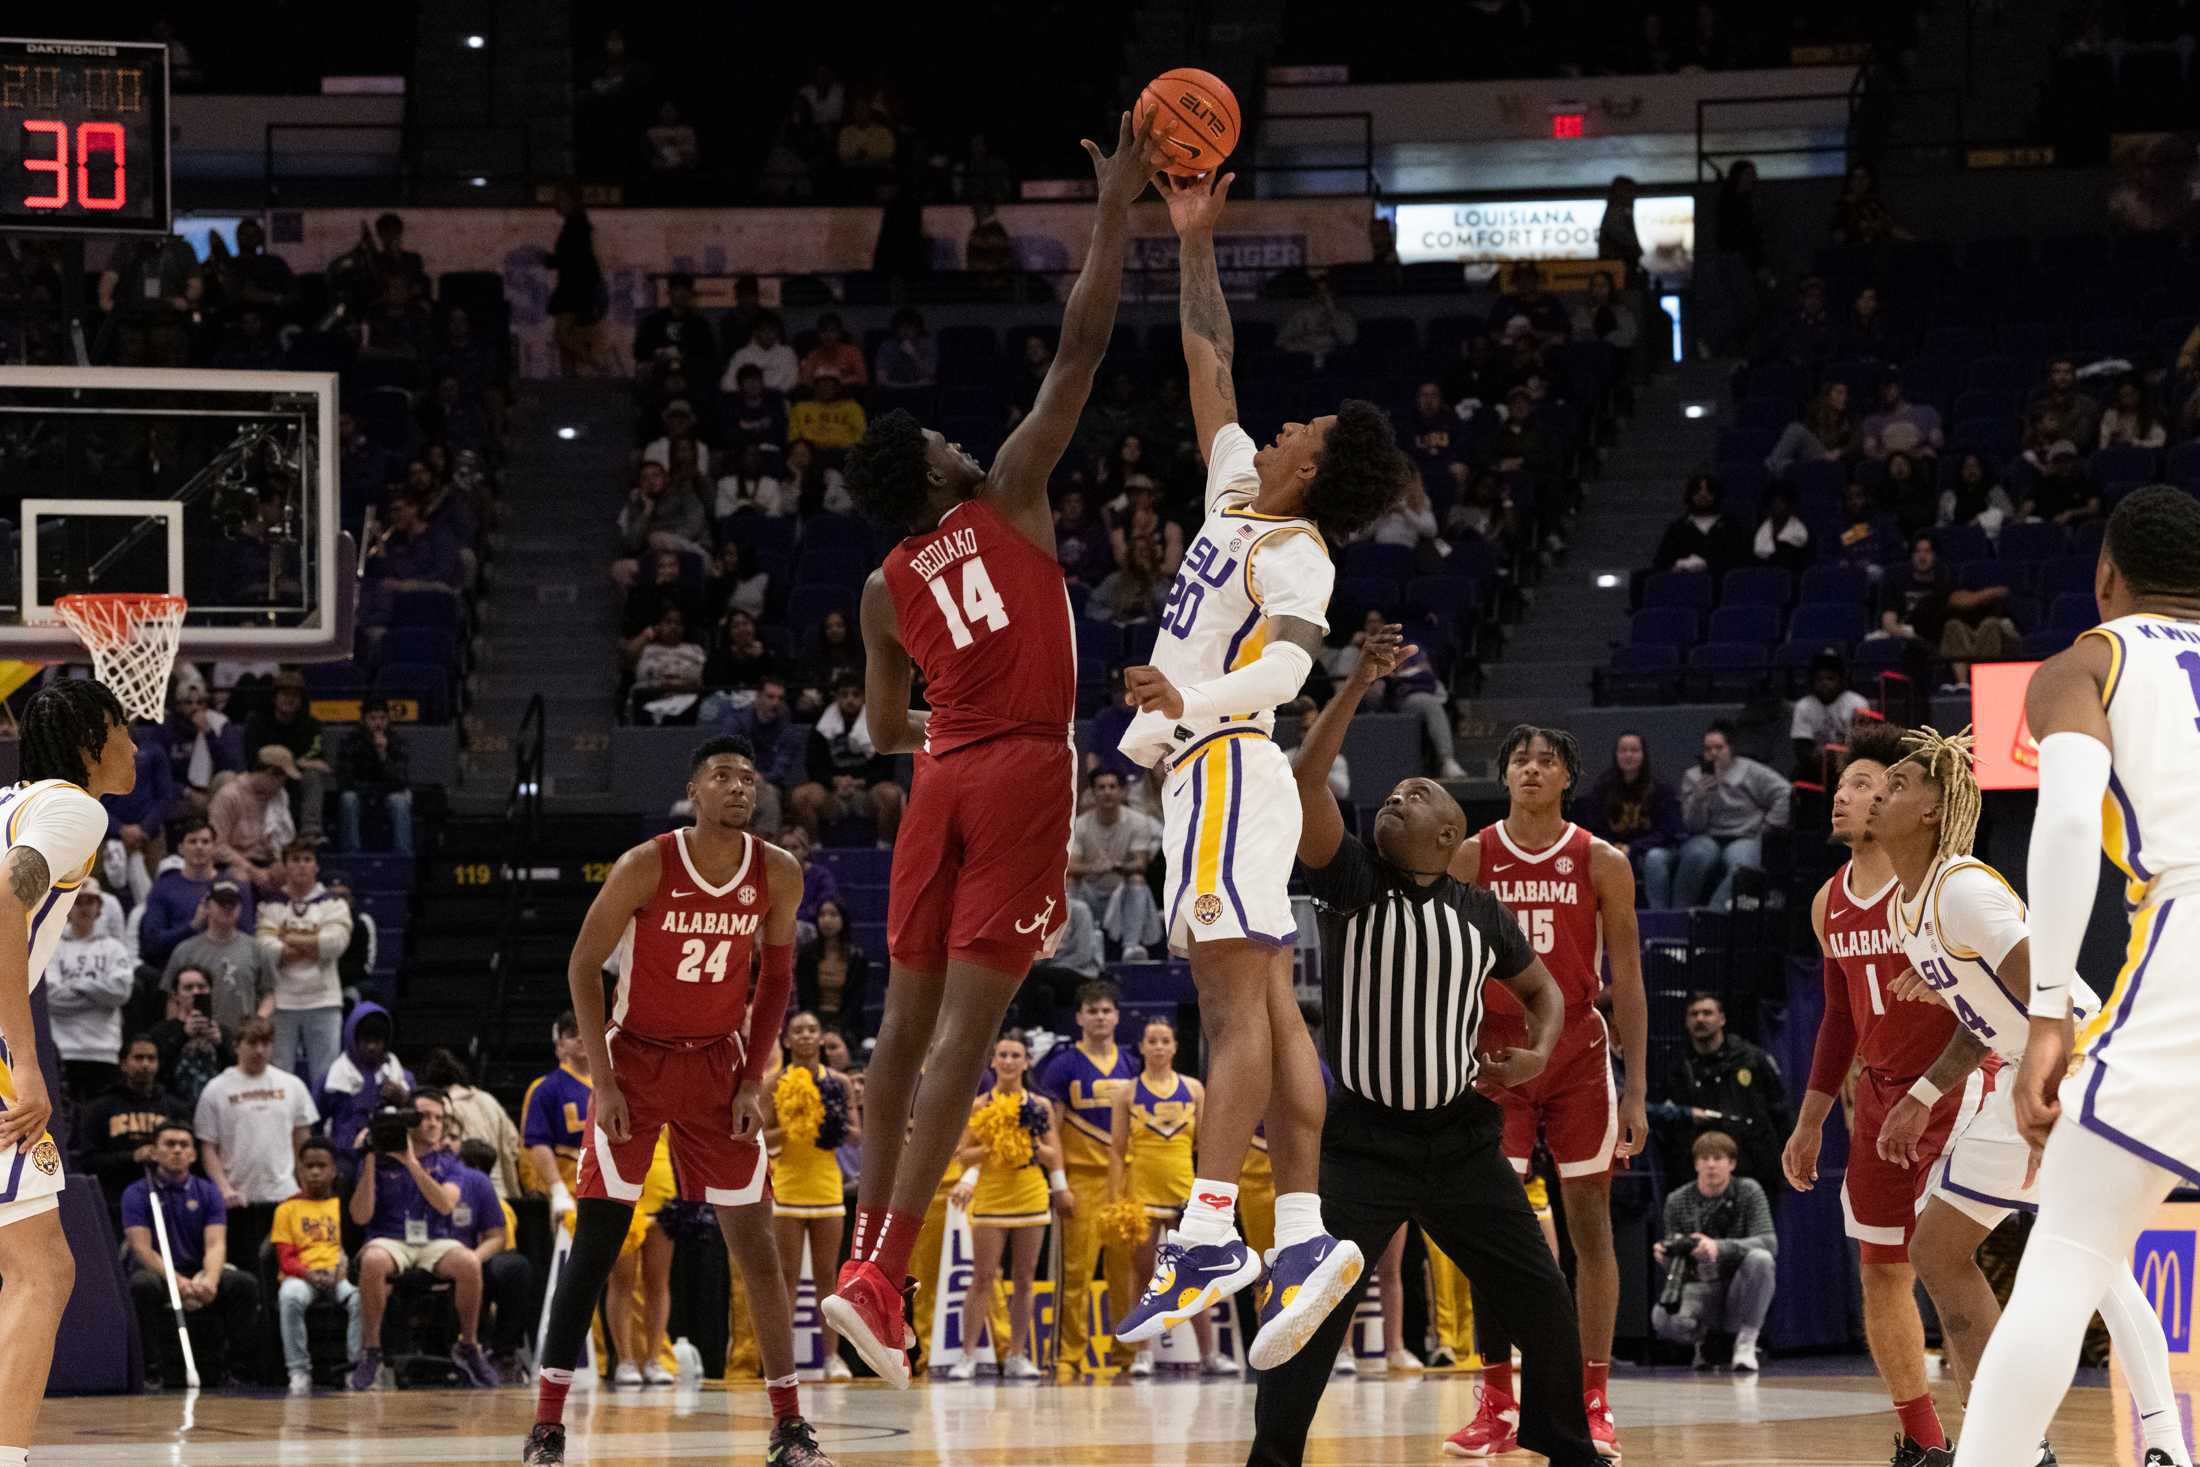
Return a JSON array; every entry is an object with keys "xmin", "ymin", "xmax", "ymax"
[{"xmin": 17, "ymin": 120, "xmax": 126, "ymax": 210}]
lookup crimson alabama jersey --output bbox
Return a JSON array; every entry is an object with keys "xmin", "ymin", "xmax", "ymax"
[
  {"xmin": 611, "ymin": 827, "xmax": 768, "ymax": 1043},
  {"xmin": 1475, "ymin": 821, "xmax": 1603, "ymax": 1019},
  {"xmin": 1824, "ymin": 859, "xmax": 1954, "ymax": 1082},
  {"xmin": 879, "ymin": 495, "xmax": 1075, "ymax": 756}
]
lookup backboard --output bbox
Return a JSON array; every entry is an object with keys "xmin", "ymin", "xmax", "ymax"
[{"xmin": 0, "ymin": 366, "xmax": 354, "ymax": 660}]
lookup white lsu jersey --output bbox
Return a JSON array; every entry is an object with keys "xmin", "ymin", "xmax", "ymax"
[
  {"xmin": 1893, "ymin": 855, "xmax": 2097, "ymax": 1064},
  {"xmin": 1117, "ymin": 423, "xmax": 1333, "ymax": 769},
  {"xmin": 2085, "ymin": 614, "xmax": 2200, "ymax": 906}
]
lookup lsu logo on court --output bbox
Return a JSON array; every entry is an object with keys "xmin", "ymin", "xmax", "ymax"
[{"xmin": 2135, "ymin": 1228, "xmax": 2196, "ymax": 1352}]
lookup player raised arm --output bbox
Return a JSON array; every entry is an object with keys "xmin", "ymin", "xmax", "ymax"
[
  {"xmin": 1162, "ymin": 170, "xmax": 1239, "ymax": 462},
  {"xmin": 564, "ymin": 840, "xmax": 664, "ymax": 1145},
  {"xmin": 1591, "ymin": 838, "xmax": 1651, "ymax": 1160},
  {"xmin": 986, "ymin": 110, "xmax": 1157, "ymax": 536},
  {"xmin": 858, "ymin": 572, "xmax": 927, "ymax": 756},
  {"xmin": 2013, "ymin": 635, "xmax": 2115, "ymax": 1149},
  {"xmin": 0, "ymin": 846, "xmax": 51, "ymax": 1150},
  {"xmin": 1294, "ymin": 624, "xmax": 1411, "ymax": 868}
]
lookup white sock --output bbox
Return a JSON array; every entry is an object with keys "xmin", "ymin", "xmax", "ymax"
[
  {"xmin": 1179, "ymin": 1178, "xmax": 1239, "ymax": 1246},
  {"xmin": 1273, "ymin": 1191, "xmax": 1326, "ymax": 1251},
  {"xmin": 1734, "ymin": 1325, "xmax": 1760, "ymax": 1350},
  {"xmin": 0, "ymin": 1447, "xmax": 27, "ymax": 1466}
]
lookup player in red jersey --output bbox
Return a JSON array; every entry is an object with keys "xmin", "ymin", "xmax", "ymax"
[
  {"xmin": 523, "ymin": 737, "xmax": 831, "ymax": 1467},
  {"xmin": 820, "ymin": 113, "xmax": 1159, "ymax": 1388},
  {"xmin": 1444, "ymin": 725, "xmax": 1647, "ymax": 1462},
  {"xmin": 1780, "ymin": 718, "xmax": 1965, "ymax": 1467}
]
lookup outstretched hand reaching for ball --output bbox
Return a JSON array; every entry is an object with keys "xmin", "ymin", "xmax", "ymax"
[
  {"xmin": 1083, "ymin": 110, "xmax": 1162, "ymax": 212},
  {"xmin": 1160, "ymin": 170, "xmax": 1235, "ymax": 237}
]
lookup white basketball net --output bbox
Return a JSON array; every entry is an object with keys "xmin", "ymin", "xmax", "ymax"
[{"xmin": 54, "ymin": 595, "xmax": 189, "ymax": 724}]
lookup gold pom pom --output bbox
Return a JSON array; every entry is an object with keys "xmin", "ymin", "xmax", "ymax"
[
  {"xmin": 774, "ymin": 1065, "xmax": 823, "ymax": 1149},
  {"xmin": 969, "ymin": 1089, "xmax": 1035, "ymax": 1171},
  {"xmin": 1099, "ymin": 1196, "xmax": 1149, "ymax": 1247}
]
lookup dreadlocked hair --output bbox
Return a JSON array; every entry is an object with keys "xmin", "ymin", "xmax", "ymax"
[
  {"xmin": 22, "ymin": 678, "xmax": 124, "ymax": 787},
  {"xmin": 1303, "ymin": 399, "xmax": 1414, "ymax": 540},
  {"xmin": 1899, "ymin": 724, "xmax": 1981, "ymax": 861},
  {"xmin": 842, "ymin": 408, "xmax": 934, "ymax": 530},
  {"xmin": 1839, "ymin": 716, "xmax": 1910, "ymax": 774},
  {"xmin": 1498, "ymin": 723, "xmax": 1581, "ymax": 805}
]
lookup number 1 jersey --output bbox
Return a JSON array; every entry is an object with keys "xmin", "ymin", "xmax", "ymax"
[{"xmin": 880, "ymin": 495, "xmax": 1075, "ymax": 756}]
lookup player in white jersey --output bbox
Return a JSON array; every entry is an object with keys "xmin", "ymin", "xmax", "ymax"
[
  {"xmin": 1953, "ymin": 487, "xmax": 2200, "ymax": 1467},
  {"xmin": 1111, "ymin": 169, "xmax": 1410, "ymax": 1369},
  {"xmin": 1865, "ymin": 725, "xmax": 2189, "ymax": 1467},
  {"xmin": 0, "ymin": 678, "xmax": 138, "ymax": 1466}
]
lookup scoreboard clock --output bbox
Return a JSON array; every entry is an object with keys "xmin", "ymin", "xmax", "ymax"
[{"xmin": 0, "ymin": 36, "xmax": 170, "ymax": 236}]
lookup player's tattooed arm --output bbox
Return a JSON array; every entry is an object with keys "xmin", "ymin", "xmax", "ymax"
[
  {"xmin": 1270, "ymin": 615, "xmax": 1324, "ymax": 662},
  {"xmin": 1177, "ymin": 229, "xmax": 1239, "ymax": 455},
  {"xmin": 4, "ymin": 846, "xmax": 48, "ymax": 908}
]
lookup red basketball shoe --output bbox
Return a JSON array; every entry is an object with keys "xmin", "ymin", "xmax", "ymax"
[{"xmin": 819, "ymin": 1260, "xmax": 912, "ymax": 1390}]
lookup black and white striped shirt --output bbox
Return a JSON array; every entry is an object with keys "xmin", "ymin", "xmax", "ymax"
[{"xmin": 1309, "ymin": 833, "xmax": 1533, "ymax": 1111}]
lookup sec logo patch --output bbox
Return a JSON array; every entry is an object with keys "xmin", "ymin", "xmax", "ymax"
[
  {"xmin": 30, "ymin": 1138, "xmax": 58, "ymax": 1175},
  {"xmin": 1555, "ymin": 856, "xmax": 1574, "ymax": 875},
  {"xmin": 1193, "ymin": 893, "xmax": 1224, "ymax": 926},
  {"xmin": 737, "ymin": 885, "xmax": 757, "ymax": 905}
]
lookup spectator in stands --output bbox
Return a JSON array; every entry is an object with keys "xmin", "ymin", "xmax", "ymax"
[
  {"xmin": 1362, "ymin": 475, "xmax": 1442, "ymax": 564},
  {"xmin": 1278, "ymin": 274, "xmax": 1358, "ymax": 369},
  {"xmin": 1332, "ymin": 609, "xmax": 1466, "ymax": 779},
  {"xmin": 260, "ymin": 841, "xmax": 351, "ymax": 1087},
  {"xmin": 968, "ymin": 202, "xmax": 1018, "ymax": 295},
  {"xmin": 1758, "ymin": 274, "xmax": 1836, "ymax": 375},
  {"xmin": 787, "ymin": 370, "xmax": 868, "ymax": 454},
  {"xmin": 954, "ymin": 131, "xmax": 1015, "ymax": 205},
  {"xmin": 193, "ymin": 1015, "xmax": 317, "ymax": 1209},
  {"xmin": 1578, "ymin": 731, "xmax": 1684, "ymax": 889},
  {"xmin": 164, "ymin": 878, "xmax": 275, "ymax": 1036},
  {"xmin": 1016, "ymin": 895, "xmax": 1104, "ymax": 1033},
  {"xmin": 722, "ymin": 365, "xmax": 791, "ymax": 465},
  {"xmin": 794, "ymin": 609, "xmax": 864, "ymax": 709},
  {"xmin": 702, "ymin": 610, "xmax": 788, "ymax": 700},
  {"xmin": 210, "ymin": 747, "xmax": 297, "ymax": 889},
  {"xmin": 452, "ymin": 1138, "xmax": 533, "ymax": 1379},
  {"xmin": 165, "ymin": 678, "xmax": 243, "ymax": 818},
  {"xmin": 1837, "ymin": 285, "xmax": 1896, "ymax": 362},
  {"xmin": 1067, "ymin": 769, "xmax": 1163, "ymax": 959},
  {"xmin": 545, "ymin": 181, "xmax": 612, "ymax": 377},
  {"xmin": 75, "ymin": 1035, "xmax": 187, "ymax": 1215},
  {"xmin": 723, "ymin": 312, "xmax": 798, "ymax": 395},
  {"xmin": 797, "ymin": 63, "xmax": 845, "ymax": 130},
  {"xmin": 1789, "ymin": 652, "xmax": 1871, "ymax": 776},
  {"xmin": 222, "ymin": 217, "xmax": 295, "ymax": 315},
  {"xmin": 362, "ymin": 273, "xmax": 433, "ymax": 365},
  {"xmin": 1860, "ymin": 372, "xmax": 1943, "ymax": 461},
  {"xmin": 760, "ymin": 96, "xmax": 822, "ymax": 200},
  {"xmin": 124, "ymin": 1122, "xmax": 261, "ymax": 1388},
  {"xmin": 2025, "ymin": 356, "xmax": 2101, "ymax": 450},
  {"xmin": 1882, "ymin": 451, "xmax": 1937, "ymax": 537},
  {"xmin": 633, "ymin": 271, "xmax": 717, "ymax": 378},
  {"xmin": 628, "ymin": 605, "xmax": 708, "ymax": 718},
  {"xmin": 644, "ymin": 100, "xmax": 699, "ymax": 175},
  {"xmin": 643, "ymin": 398, "xmax": 711, "ymax": 476},
  {"xmin": 50, "ymin": 885, "xmax": 135, "ymax": 1100},
  {"xmin": 246, "ymin": 672, "xmax": 331, "ymax": 848},
  {"xmin": 152, "ymin": 968, "xmax": 235, "ymax": 1105},
  {"xmin": 1765, "ymin": 382, "xmax": 1857, "ymax": 476},
  {"xmin": 1650, "ymin": 1131, "xmax": 1778, "ymax": 1372},
  {"xmin": 1088, "ymin": 536, "xmax": 1169, "ymax": 626},
  {"xmin": 318, "ymin": 1001, "xmax": 412, "ymax": 1173},
  {"xmin": 1661, "ymin": 994, "xmax": 1791, "ymax": 1184},
  {"xmin": 1828, "ymin": 162, "xmax": 1912, "ymax": 244},
  {"xmin": 1405, "ymin": 382, "xmax": 1463, "ymax": 474},
  {"xmin": 1446, "ymin": 468, "xmax": 1519, "ymax": 555},
  {"xmin": 2022, "ymin": 441, "xmax": 2101, "ymax": 529},
  {"xmin": 716, "ymin": 443, "xmax": 790, "ymax": 519},
  {"xmin": 875, "ymin": 308, "xmax": 937, "ymax": 390},
  {"xmin": 322, "ymin": 872, "xmax": 376, "ymax": 995},
  {"xmin": 835, "ymin": 99, "xmax": 897, "ymax": 186},
  {"xmin": 350, "ymin": 1088, "xmax": 498, "ymax": 1389},
  {"xmin": 782, "ymin": 826, "xmax": 841, "ymax": 945},
  {"xmin": 797, "ymin": 899, "xmax": 873, "ymax": 1041},
  {"xmin": 99, "ymin": 233, "xmax": 199, "ymax": 368},
  {"xmin": 800, "ymin": 313, "xmax": 869, "ymax": 389},
  {"xmin": 790, "ymin": 676, "xmax": 904, "ymax": 841},
  {"xmin": 616, "ymin": 462, "xmax": 709, "ymax": 580},
  {"xmin": 1939, "ymin": 451, "xmax": 2013, "ymax": 532},
  {"xmin": 1054, "ymin": 487, "xmax": 1111, "ymax": 586},
  {"xmin": 1751, "ymin": 486, "xmax": 1812, "ymax": 575},
  {"xmin": 1701, "ymin": 160, "xmax": 1766, "ymax": 356},
  {"xmin": 783, "ymin": 437, "xmax": 854, "ymax": 516},
  {"xmin": 1570, "ymin": 271, "xmax": 1640, "ymax": 351},
  {"xmin": 1833, "ymin": 482, "xmax": 1899, "ymax": 577},
  {"xmin": 366, "ymin": 492, "xmax": 465, "ymax": 594},
  {"xmin": 1878, "ymin": 533, "xmax": 2018, "ymax": 682},
  {"xmin": 701, "ymin": 539, "xmax": 768, "ymax": 624},
  {"xmin": 1108, "ymin": 487, "xmax": 1185, "ymax": 578},
  {"xmin": 272, "ymin": 1137, "xmax": 361, "ymax": 1394},
  {"xmin": 2097, "ymin": 377, "xmax": 2166, "ymax": 449},
  {"xmin": 1003, "ymin": 329, "xmax": 1055, "ymax": 426},
  {"xmin": 1494, "ymin": 261, "xmax": 1567, "ymax": 341},
  {"xmin": 211, "ymin": 306, "xmax": 284, "ymax": 372},
  {"xmin": 1597, "ymin": 174, "xmax": 1646, "ymax": 291},
  {"xmin": 1661, "ymin": 721, "xmax": 1790, "ymax": 910},
  {"xmin": 336, "ymin": 698, "xmax": 413, "ymax": 856},
  {"xmin": 713, "ymin": 675, "xmax": 803, "ymax": 829},
  {"xmin": 1654, "ymin": 474, "xmax": 1750, "ymax": 580}
]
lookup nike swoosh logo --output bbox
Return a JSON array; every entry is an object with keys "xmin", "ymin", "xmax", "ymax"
[
  {"xmin": 671, "ymin": 889, "xmax": 696, "ymax": 898},
  {"xmin": 1488, "ymin": 863, "xmax": 1514, "ymax": 874},
  {"xmin": 1828, "ymin": 907, "xmax": 1846, "ymax": 920}
]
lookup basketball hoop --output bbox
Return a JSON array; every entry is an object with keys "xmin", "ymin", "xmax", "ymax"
[{"xmin": 54, "ymin": 594, "xmax": 189, "ymax": 723}]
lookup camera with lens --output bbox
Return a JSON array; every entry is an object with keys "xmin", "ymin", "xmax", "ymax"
[
  {"xmin": 368, "ymin": 1104, "xmax": 424, "ymax": 1154},
  {"xmin": 1658, "ymin": 1233, "xmax": 1698, "ymax": 1311}
]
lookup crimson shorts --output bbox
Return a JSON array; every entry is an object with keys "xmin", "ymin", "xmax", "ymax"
[
  {"xmin": 1476, "ymin": 1008, "xmax": 1619, "ymax": 1181},
  {"xmin": 887, "ymin": 733, "xmax": 1073, "ymax": 974},
  {"xmin": 1841, "ymin": 1065, "xmax": 1985, "ymax": 1260},
  {"xmin": 576, "ymin": 1028, "xmax": 766, "ymax": 1208}
]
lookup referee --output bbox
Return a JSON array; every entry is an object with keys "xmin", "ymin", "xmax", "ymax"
[{"xmin": 1249, "ymin": 627, "xmax": 1598, "ymax": 1467}]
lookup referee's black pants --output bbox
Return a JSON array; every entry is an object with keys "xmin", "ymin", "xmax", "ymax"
[{"xmin": 1247, "ymin": 1087, "xmax": 1599, "ymax": 1467}]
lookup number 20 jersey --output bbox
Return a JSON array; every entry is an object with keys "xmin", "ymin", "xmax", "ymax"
[{"xmin": 880, "ymin": 494, "xmax": 1076, "ymax": 756}]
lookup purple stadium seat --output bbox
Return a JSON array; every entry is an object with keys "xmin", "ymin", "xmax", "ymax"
[
  {"xmin": 1687, "ymin": 641, "xmax": 1768, "ymax": 697},
  {"xmin": 1798, "ymin": 565, "xmax": 1869, "ymax": 606},
  {"xmin": 1933, "ymin": 523, "xmax": 1993, "ymax": 565},
  {"xmin": 1342, "ymin": 542, "xmax": 1415, "ymax": 583},
  {"xmin": 1719, "ymin": 567, "xmax": 1790, "ymax": 607},
  {"xmin": 1957, "ymin": 560, "xmax": 2012, "ymax": 591},
  {"xmin": 1629, "ymin": 607, "xmax": 1699, "ymax": 647},
  {"xmin": 1642, "ymin": 571, "xmax": 1715, "ymax": 611},
  {"xmin": 1789, "ymin": 603, "xmax": 1866, "ymax": 644},
  {"xmin": 1707, "ymin": 605, "xmax": 1780, "ymax": 645},
  {"xmin": 1787, "ymin": 458, "xmax": 1848, "ymax": 500},
  {"xmin": 2048, "ymin": 592, "xmax": 2099, "ymax": 630},
  {"xmin": 1405, "ymin": 576, "xmax": 1482, "ymax": 625},
  {"xmin": 2092, "ymin": 444, "xmax": 2159, "ymax": 485},
  {"xmin": 1995, "ymin": 521, "xmax": 2067, "ymax": 565},
  {"xmin": 2022, "ymin": 628, "xmax": 2079, "ymax": 659}
]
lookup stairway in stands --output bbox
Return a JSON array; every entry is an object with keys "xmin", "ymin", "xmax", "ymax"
[{"xmin": 1456, "ymin": 361, "xmax": 1726, "ymax": 768}]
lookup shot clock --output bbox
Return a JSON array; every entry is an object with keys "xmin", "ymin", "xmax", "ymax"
[{"xmin": 0, "ymin": 36, "xmax": 170, "ymax": 236}]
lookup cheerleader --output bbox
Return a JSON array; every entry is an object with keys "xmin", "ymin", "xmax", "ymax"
[
  {"xmin": 765, "ymin": 1010, "xmax": 860, "ymax": 1381},
  {"xmin": 1109, "ymin": 1016, "xmax": 1234, "ymax": 1376},
  {"xmin": 947, "ymin": 1031, "xmax": 1070, "ymax": 1380}
]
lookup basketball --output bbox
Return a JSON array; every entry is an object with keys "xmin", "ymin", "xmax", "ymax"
[{"xmin": 1135, "ymin": 67, "xmax": 1239, "ymax": 178}]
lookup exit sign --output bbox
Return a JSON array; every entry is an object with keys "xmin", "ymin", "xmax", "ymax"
[{"xmin": 1551, "ymin": 111, "xmax": 1585, "ymax": 139}]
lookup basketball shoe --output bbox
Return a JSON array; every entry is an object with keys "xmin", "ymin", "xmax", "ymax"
[
  {"xmin": 1889, "ymin": 1435, "xmax": 1955, "ymax": 1467},
  {"xmin": 1584, "ymin": 1385, "xmax": 1621, "ymax": 1459},
  {"xmin": 1116, "ymin": 1233, "xmax": 1264, "ymax": 1346},
  {"xmin": 1246, "ymin": 1234, "xmax": 1365, "ymax": 1370},
  {"xmin": 819, "ymin": 1259, "xmax": 913, "ymax": 1389},
  {"xmin": 521, "ymin": 1423, "xmax": 565, "ymax": 1465},
  {"xmin": 1442, "ymin": 1388, "xmax": 1520, "ymax": 1457},
  {"xmin": 766, "ymin": 1416, "xmax": 838, "ymax": 1465}
]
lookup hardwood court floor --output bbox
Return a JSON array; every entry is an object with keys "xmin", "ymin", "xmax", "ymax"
[{"xmin": 32, "ymin": 1365, "xmax": 2161, "ymax": 1465}]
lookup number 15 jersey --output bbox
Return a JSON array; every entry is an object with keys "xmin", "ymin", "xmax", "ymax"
[{"xmin": 880, "ymin": 494, "xmax": 1075, "ymax": 756}]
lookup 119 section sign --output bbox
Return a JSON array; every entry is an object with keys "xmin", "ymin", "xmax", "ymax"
[{"xmin": 0, "ymin": 36, "xmax": 170, "ymax": 236}]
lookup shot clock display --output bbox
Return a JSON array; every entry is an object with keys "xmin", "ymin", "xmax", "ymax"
[{"xmin": 0, "ymin": 36, "xmax": 170, "ymax": 236}]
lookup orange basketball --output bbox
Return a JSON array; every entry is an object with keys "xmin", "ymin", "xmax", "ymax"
[{"xmin": 1134, "ymin": 67, "xmax": 1239, "ymax": 178}]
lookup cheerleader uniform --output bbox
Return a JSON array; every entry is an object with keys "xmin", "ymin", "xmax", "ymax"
[
  {"xmin": 969, "ymin": 1092, "xmax": 1053, "ymax": 1230},
  {"xmin": 771, "ymin": 1068, "xmax": 850, "ymax": 1220},
  {"xmin": 1127, "ymin": 1073, "xmax": 1197, "ymax": 1222}
]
